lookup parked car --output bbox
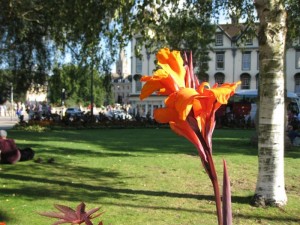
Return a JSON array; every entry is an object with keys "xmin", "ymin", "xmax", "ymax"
[
  {"xmin": 104, "ymin": 110, "xmax": 133, "ymax": 121},
  {"xmin": 65, "ymin": 108, "xmax": 83, "ymax": 117},
  {"xmin": 81, "ymin": 111, "xmax": 100, "ymax": 123}
]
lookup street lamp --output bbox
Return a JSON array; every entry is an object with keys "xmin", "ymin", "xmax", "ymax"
[
  {"xmin": 61, "ymin": 88, "xmax": 65, "ymax": 106},
  {"xmin": 90, "ymin": 54, "xmax": 95, "ymax": 118},
  {"xmin": 146, "ymin": 49, "xmax": 151, "ymax": 75},
  {"xmin": 44, "ymin": 81, "xmax": 48, "ymax": 102},
  {"xmin": 10, "ymin": 83, "xmax": 13, "ymax": 121}
]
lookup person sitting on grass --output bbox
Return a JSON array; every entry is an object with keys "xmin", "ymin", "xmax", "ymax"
[
  {"xmin": 0, "ymin": 130, "xmax": 35, "ymax": 164},
  {"xmin": 287, "ymin": 125, "xmax": 300, "ymax": 146}
]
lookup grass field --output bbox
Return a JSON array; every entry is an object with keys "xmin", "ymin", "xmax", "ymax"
[{"xmin": 0, "ymin": 127, "xmax": 299, "ymax": 225}]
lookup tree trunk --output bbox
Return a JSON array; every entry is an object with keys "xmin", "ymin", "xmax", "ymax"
[{"xmin": 252, "ymin": 0, "xmax": 287, "ymax": 206}]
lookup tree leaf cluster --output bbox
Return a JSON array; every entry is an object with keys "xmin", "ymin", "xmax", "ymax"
[
  {"xmin": 48, "ymin": 64, "xmax": 106, "ymax": 107},
  {"xmin": 0, "ymin": 0, "xmax": 135, "ymax": 103}
]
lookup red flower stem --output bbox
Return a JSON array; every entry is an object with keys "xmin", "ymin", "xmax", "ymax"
[
  {"xmin": 206, "ymin": 153, "xmax": 223, "ymax": 225},
  {"xmin": 186, "ymin": 113, "xmax": 223, "ymax": 224}
]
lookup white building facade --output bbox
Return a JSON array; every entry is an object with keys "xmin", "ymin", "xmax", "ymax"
[
  {"xmin": 129, "ymin": 24, "xmax": 300, "ymax": 116},
  {"xmin": 129, "ymin": 39, "xmax": 165, "ymax": 118}
]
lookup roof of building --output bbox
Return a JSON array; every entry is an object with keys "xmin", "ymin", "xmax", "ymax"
[
  {"xmin": 219, "ymin": 24, "xmax": 246, "ymax": 40},
  {"xmin": 218, "ymin": 23, "xmax": 258, "ymax": 41}
]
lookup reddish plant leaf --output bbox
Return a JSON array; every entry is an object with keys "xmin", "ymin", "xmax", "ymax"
[
  {"xmin": 222, "ymin": 160, "xmax": 232, "ymax": 225},
  {"xmin": 38, "ymin": 202, "xmax": 103, "ymax": 225}
]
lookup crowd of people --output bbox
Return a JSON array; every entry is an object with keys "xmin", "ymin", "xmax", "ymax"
[
  {"xmin": 0, "ymin": 100, "xmax": 135, "ymax": 124},
  {"xmin": 0, "ymin": 100, "xmax": 53, "ymax": 122}
]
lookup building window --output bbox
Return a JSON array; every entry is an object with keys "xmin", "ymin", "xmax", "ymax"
[
  {"xmin": 200, "ymin": 52, "xmax": 209, "ymax": 71},
  {"xmin": 245, "ymin": 38, "xmax": 253, "ymax": 46},
  {"xmin": 134, "ymin": 74, "xmax": 142, "ymax": 93},
  {"xmin": 257, "ymin": 51, "xmax": 260, "ymax": 70},
  {"xmin": 136, "ymin": 58, "xmax": 142, "ymax": 74},
  {"xmin": 199, "ymin": 73, "xmax": 209, "ymax": 83},
  {"xmin": 240, "ymin": 73, "xmax": 251, "ymax": 89},
  {"xmin": 216, "ymin": 52, "xmax": 224, "ymax": 70},
  {"xmin": 296, "ymin": 50, "xmax": 300, "ymax": 69},
  {"xmin": 136, "ymin": 80, "xmax": 142, "ymax": 92},
  {"xmin": 135, "ymin": 37, "xmax": 143, "ymax": 74},
  {"xmin": 215, "ymin": 33, "xmax": 223, "ymax": 46},
  {"xmin": 214, "ymin": 73, "xmax": 225, "ymax": 85},
  {"xmin": 242, "ymin": 51, "xmax": 251, "ymax": 70},
  {"xmin": 295, "ymin": 73, "xmax": 300, "ymax": 94}
]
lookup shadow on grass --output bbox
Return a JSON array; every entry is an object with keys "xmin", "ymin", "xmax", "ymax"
[
  {"xmin": 105, "ymin": 202, "xmax": 300, "ymax": 224},
  {"xmin": 1, "ymin": 170, "xmax": 213, "ymax": 201},
  {"xmin": 0, "ymin": 209, "xmax": 10, "ymax": 223},
  {"xmin": 1, "ymin": 163, "xmax": 254, "ymax": 205},
  {"xmin": 10, "ymin": 128, "xmax": 261, "ymax": 158}
]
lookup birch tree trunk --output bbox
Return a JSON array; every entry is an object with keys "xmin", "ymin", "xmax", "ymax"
[{"xmin": 253, "ymin": 0, "xmax": 287, "ymax": 206}]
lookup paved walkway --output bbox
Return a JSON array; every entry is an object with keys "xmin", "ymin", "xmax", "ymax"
[{"xmin": 0, "ymin": 116, "xmax": 20, "ymax": 130}]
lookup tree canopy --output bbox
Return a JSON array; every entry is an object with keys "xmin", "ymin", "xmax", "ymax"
[
  {"xmin": 0, "ymin": 0, "xmax": 134, "ymax": 102},
  {"xmin": 48, "ymin": 64, "xmax": 106, "ymax": 107}
]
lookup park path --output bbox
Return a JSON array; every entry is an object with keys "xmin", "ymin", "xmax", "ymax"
[{"xmin": 0, "ymin": 115, "xmax": 23, "ymax": 130}]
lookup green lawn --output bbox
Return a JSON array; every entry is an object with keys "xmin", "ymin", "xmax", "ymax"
[{"xmin": 0, "ymin": 128, "xmax": 299, "ymax": 225}]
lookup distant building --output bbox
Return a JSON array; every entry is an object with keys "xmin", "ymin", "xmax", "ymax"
[
  {"xmin": 111, "ymin": 77, "xmax": 132, "ymax": 104},
  {"xmin": 115, "ymin": 49, "xmax": 130, "ymax": 78},
  {"xmin": 111, "ymin": 49, "xmax": 132, "ymax": 104},
  {"xmin": 129, "ymin": 38, "xmax": 165, "ymax": 117},
  {"xmin": 129, "ymin": 23, "xmax": 300, "ymax": 117}
]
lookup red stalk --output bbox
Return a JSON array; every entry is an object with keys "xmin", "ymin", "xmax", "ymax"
[
  {"xmin": 222, "ymin": 160, "xmax": 232, "ymax": 225},
  {"xmin": 207, "ymin": 153, "xmax": 223, "ymax": 225}
]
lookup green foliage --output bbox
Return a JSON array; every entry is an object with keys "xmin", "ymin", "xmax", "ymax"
[
  {"xmin": 0, "ymin": 69, "xmax": 30, "ymax": 103},
  {"xmin": 14, "ymin": 124, "xmax": 48, "ymax": 132},
  {"xmin": 164, "ymin": 9, "xmax": 215, "ymax": 78},
  {"xmin": 0, "ymin": 0, "xmax": 52, "ymax": 89},
  {"xmin": 48, "ymin": 64, "xmax": 106, "ymax": 107},
  {"xmin": 286, "ymin": 0, "xmax": 300, "ymax": 41},
  {"xmin": 0, "ymin": 70, "xmax": 13, "ymax": 104},
  {"xmin": 0, "ymin": 0, "xmax": 129, "ymax": 92}
]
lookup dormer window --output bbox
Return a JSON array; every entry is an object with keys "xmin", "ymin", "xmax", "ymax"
[
  {"xmin": 245, "ymin": 38, "xmax": 253, "ymax": 45},
  {"xmin": 215, "ymin": 33, "xmax": 223, "ymax": 46}
]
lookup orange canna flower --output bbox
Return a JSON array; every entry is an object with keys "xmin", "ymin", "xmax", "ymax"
[
  {"xmin": 140, "ymin": 48, "xmax": 240, "ymax": 225},
  {"xmin": 140, "ymin": 69, "xmax": 178, "ymax": 100},
  {"xmin": 156, "ymin": 48, "xmax": 186, "ymax": 88},
  {"xmin": 140, "ymin": 48, "xmax": 240, "ymax": 158}
]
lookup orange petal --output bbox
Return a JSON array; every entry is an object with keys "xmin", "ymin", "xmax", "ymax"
[
  {"xmin": 140, "ymin": 69, "xmax": 179, "ymax": 100},
  {"xmin": 156, "ymin": 48, "xmax": 186, "ymax": 88},
  {"xmin": 157, "ymin": 88, "xmax": 174, "ymax": 96},
  {"xmin": 140, "ymin": 79, "xmax": 164, "ymax": 100},
  {"xmin": 154, "ymin": 108, "xmax": 178, "ymax": 123},
  {"xmin": 208, "ymin": 81, "xmax": 241, "ymax": 104},
  {"xmin": 170, "ymin": 120, "xmax": 207, "ymax": 162},
  {"xmin": 164, "ymin": 92, "xmax": 177, "ymax": 108},
  {"xmin": 175, "ymin": 88, "xmax": 204, "ymax": 120}
]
